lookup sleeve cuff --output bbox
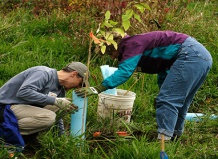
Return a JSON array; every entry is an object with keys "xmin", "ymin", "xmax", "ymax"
[{"xmin": 46, "ymin": 96, "xmax": 56, "ymax": 105}]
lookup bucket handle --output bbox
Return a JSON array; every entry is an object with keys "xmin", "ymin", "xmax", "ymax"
[{"xmin": 124, "ymin": 74, "xmax": 142, "ymax": 95}]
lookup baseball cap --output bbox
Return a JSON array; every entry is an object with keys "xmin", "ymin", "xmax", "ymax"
[{"xmin": 66, "ymin": 62, "xmax": 89, "ymax": 87}]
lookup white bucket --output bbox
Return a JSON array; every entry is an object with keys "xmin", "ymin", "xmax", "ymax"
[{"xmin": 97, "ymin": 89, "xmax": 136, "ymax": 122}]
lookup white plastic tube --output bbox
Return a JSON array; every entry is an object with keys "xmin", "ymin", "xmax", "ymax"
[{"xmin": 100, "ymin": 65, "xmax": 118, "ymax": 95}]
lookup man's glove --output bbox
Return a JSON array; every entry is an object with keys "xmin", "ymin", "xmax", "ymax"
[
  {"xmin": 54, "ymin": 98, "xmax": 71, "ymax": 109},
  {"xmin": 54, "ymin": 98, "xmax": 79, "ymax": 113},
  {"xmin": 75, "ymin": 84, "xmax": 107, "ymax": 98}
]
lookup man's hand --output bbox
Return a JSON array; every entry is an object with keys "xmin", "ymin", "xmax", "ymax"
[
  {"xmin": 75, "ymin": 84, "xmax": 107, "ymax": 98},
  {"xmin": 54, "ymin": 98, "xmax": 71, "ymax": 109},
  {"xmin": 54, "ymin": 98, "xmax": 79, "ymax": 113}
]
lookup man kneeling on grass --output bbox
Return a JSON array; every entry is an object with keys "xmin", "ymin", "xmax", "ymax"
[{"xmin": 0, "ymin": 62, "xmax": 89, "ymax": 149}]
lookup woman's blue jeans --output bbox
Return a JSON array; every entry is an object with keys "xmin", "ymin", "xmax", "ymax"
[{"xmin": 156, "ymin": 37, "xmax": 213, "ymax": 137}]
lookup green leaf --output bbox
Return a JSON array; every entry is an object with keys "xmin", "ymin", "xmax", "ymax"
[
  {"xmin": 105, "ymin": 32, "xmax": 114, "ymax": 40},
  {"xmin": 113, "ymin": 28, "xmax": 125, "ymax": 37},
  {"xmin": 122, "ymin": 14, "xmax": 129, "ymax": 21},
  {"xmin": 122, "ymin": 20, "xmax": 130, "ymax": 31},
  {"xmin": 125, "ymin": 9, "xmax": 134, "ymax": 19},
  {"xmin": 110, "ymin": 40, "xmax": 118, "ymax": 50},
  {"xmin": 134, "ymin": 3, "xmax": 151, "ymax": 12},
  {"xmin": 99, "ymin": 42, "xmax": 104, "ymax": 46},
  {"xmin": 134, "ymin": 4, "xmax": 144, "ymax": 13},
  {"xmin": 104, "ymin": 21, "xmax": 113, "ymax": 28},
  {"xmin": 99, "ymin": 30, "xmax": 105, "ymax": 37},
  {"xmin": 122, "ymin": 9, "xmax": 134, "ymax": 22},
  {"xmin": 106, "ymin": 40, "xmax": 118, "ymax": 50},
  {"xmin": 141, "ymin": 3, "xmax": 151, "ymax": 11},
  {"xmin": 105, "ymin": 40, "xmax": 111, "ymax": 45},
  {"xmin": 105, "ymin": 11, "xmax": 111, "ymax": 20},
  {"xmin": 134, "ymin": 14, "xmax": 141, "ymax": 22},
  {"xmin": 109, "ymin": 20, "xmax": 118, "ymax": 26},
  {"xmin": 101, "ymin": 45, "xmax": 106, "ymax": 54},
  {"xmin": 100, "ymin": 22, "xmax": 105, "ymax": 28}
]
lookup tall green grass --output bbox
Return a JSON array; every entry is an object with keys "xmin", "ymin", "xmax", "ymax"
[{"xmin": 0, "ymin": 0, "xmax": 217, "ymax": 158}]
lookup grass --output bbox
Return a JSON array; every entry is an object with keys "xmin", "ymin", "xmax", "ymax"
[{"xmin": 0, "ymin": 0, "xmax": 218, "ymax": 158}]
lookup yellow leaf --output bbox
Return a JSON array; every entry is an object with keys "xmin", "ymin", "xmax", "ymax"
[{"xmin": 101, "ymin": 45, "xmax": 106, "ymax": 54}]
